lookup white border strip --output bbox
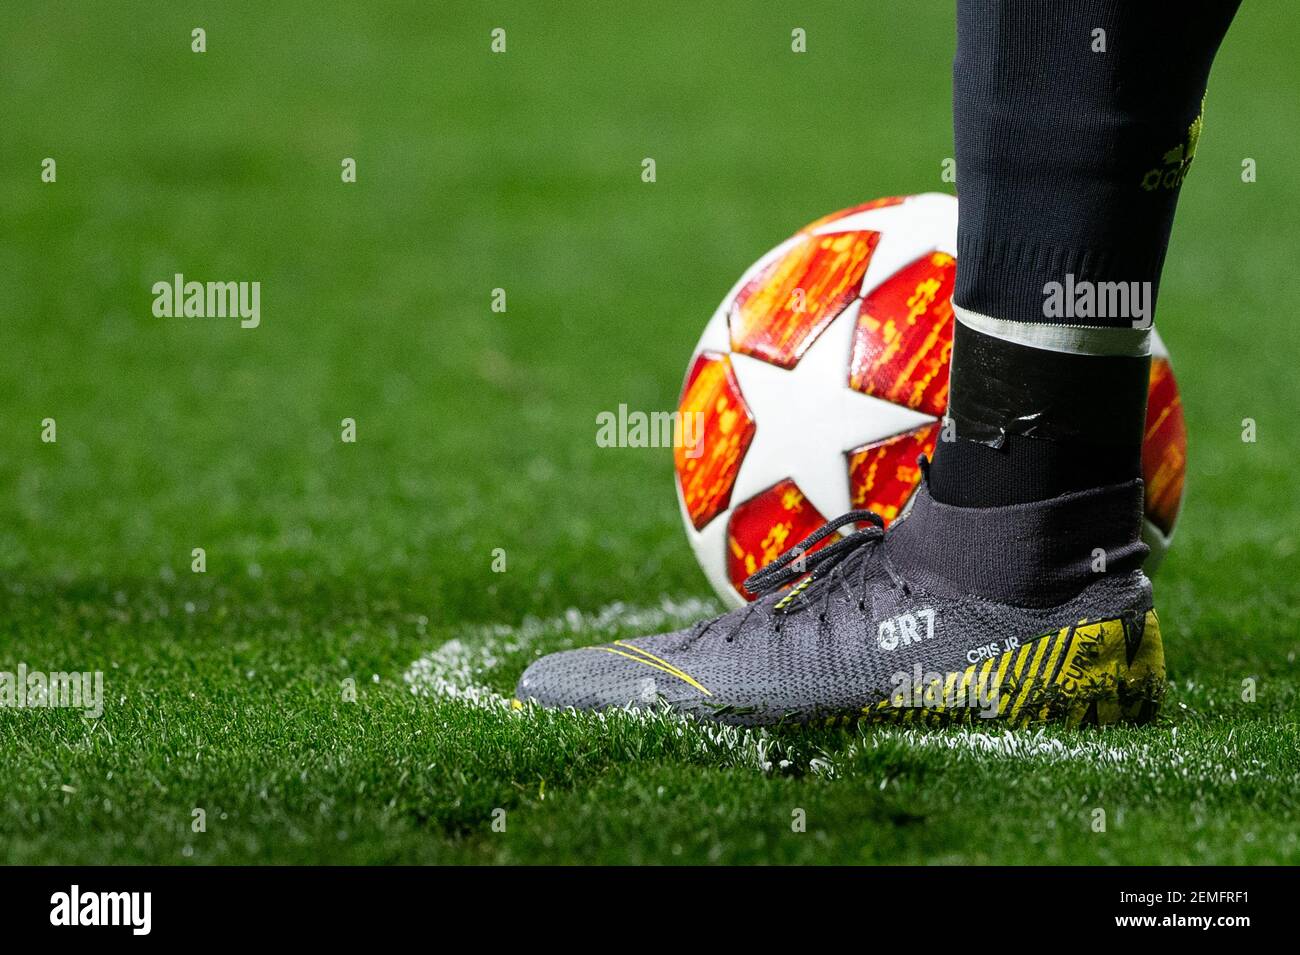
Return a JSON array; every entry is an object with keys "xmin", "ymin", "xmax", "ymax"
[{"xmin": 955, "ymin": 304, "xmax": 1152, "ymax": 357}]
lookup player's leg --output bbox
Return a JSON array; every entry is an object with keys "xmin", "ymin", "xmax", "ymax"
[
  {"xmin": 514, "ymin": 1, "xmax": 1241, "ymax": 727},
  {"xmin": 930, "ymin": 0, "xmax": 1240, "ymax": 507}
]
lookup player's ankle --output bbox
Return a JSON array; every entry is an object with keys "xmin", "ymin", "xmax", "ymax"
[
  {"xmin": 888, "ymin": 474, "xmax": 1148, "ymax": 608},
  {"xmin": 929, "ymin": 432, "xmax": 1138, "ymax": 507}
]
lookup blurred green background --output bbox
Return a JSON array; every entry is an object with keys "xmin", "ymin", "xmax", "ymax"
[{"xmin": 0, "ymin": 1, "xmax": 1296, "ymax": 864}]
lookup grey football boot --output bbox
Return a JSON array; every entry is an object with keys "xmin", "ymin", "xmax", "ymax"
[{"xmin": 515, "ymin": 473, "xmax": 1165, "ymax": 728}]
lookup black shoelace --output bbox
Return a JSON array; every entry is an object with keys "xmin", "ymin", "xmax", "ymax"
[
  {"xmin": 692, "ymin": 508, "xmax": 910, "ymax": 645},
  {"xmin": 744, "ymin": 509, "xmax": 887, "ymax": 605}
]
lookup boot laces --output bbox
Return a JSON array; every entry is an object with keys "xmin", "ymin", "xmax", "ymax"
[{"xmin": 688, "ymin": 509, "xmax": 910, "ymax": 646}]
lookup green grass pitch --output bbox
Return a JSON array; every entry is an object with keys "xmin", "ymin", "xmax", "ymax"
[{"xmin": 1, "ymin": 0, "xmax": 1296, "ymax": 864}]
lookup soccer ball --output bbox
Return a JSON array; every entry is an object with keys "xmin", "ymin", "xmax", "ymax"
[{"xmin": 674, "ymin": 193, "xmax": 1187, "ymax": 608}]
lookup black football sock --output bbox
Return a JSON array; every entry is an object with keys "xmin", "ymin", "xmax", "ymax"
[{"xmin": 931, "ymin": 0, "xmax": 1240, "ymax": 509}]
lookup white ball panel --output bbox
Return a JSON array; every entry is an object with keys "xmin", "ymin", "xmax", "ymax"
[
  {"xmin": 694, "ymin": 300, "xmax": 731, "ymax": 356},
  {"xmin": 1141, "ymin": 517, "xmax": 1171, "ymax": 575},
  {"xmin": 1150, "ymin": 327, "xmax": 1169, "ymax": 361}
]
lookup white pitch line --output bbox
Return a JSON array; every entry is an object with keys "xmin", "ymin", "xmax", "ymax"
[
  {"xmin": 402, "ymin": 595, "xmax": 717, "ymax": 710},
  {"xmin": 858, "ymin": 727, "xmax": 1144, "ymax": 765},
  {"xmin": 401, "ymin": 596, "xmax": 817, "ymax": 773}
]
